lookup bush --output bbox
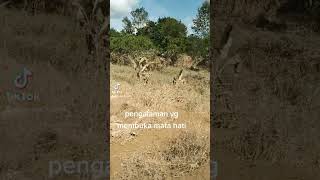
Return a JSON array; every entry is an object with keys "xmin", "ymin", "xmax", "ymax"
[
  {"xmin": 118, "ymin": 131, "xmax": 209, "ymax": 179},
  {"xmin": 110, "ymin": 34, "xmax": 155, "ymax": 54}
]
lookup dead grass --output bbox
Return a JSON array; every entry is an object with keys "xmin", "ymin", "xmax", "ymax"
[
  {"xmin": 117, "ymin": 131, "xmax": 209, "ymax": 180},
  {"xmin": 0, "ymin": 8, "xmax": 107, "ymax": 179},
  {"xmin": 110, "ymin": 64, "xmax": 210, "ymax": 113},
  {"xmin": 0, "ymin": 8, "xmax": 88, "ymax": 72},
  {"xmin": 110, "ymin": 61, "xmax": 210, "ymax": 178},
  {"xmin": 215, "ymin": 29, "xmax": 320, "ymax": 168}
]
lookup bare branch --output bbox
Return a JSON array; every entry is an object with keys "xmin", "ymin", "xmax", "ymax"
[
  {"xmin": 72, "ymin": 1, "xmax": 89, "ymax": 24},
  {"xmin": 178, "ymin": 69, "xmax": 184, "ymax": 80},
  {"xmin": 97, "ymin": 18, "xmax": 109, "ymax": 39},
  {"xmin": 128, "ymin": 55, "xmax": 138, "ymax": 70},
  {"xmin": 140, "ymin": 63, "xmax": 151, "ymax": 73}
]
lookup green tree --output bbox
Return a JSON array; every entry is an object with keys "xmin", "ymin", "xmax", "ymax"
[
  {"xmin": 111, "ymin": 35, "xmax": 155, "ymax": 54},
  {"xmin": 136, "ymin": 20, "xmax": 157, "ymax": 37},
  {"xmin": 130, "ymin": 7, "xmax": 149, "ymax": 32},
  {"xmin": 192, "ymin": 1, "xmax": 209, "ymax": 37},
  {"xmin": 186, "ymin": 34, "xmax": 209, "ymax": 59},
  {"xmin": 122, "ymin": 16, "xmax": 134, "ymax": 34},
  {"xmin": 110, "ymin": 28, "xmax": 121, "ymax": 37},
  {"xmin": 157, "ymin": 17, "xmax": 187, "ymax": 38},
  {"xmin": 152, "ymin": 17, "xmax": 187, "ymax": 54}
]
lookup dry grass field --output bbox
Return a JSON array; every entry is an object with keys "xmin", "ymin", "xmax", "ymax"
[
  {"xmin": 0, "ymin": 8, "xmax": 107, "ymax": 180},
  {"xmin": 2, "ymin": 1, "xmax": 320, "ymax": 179},
  {"xmin": 0, "ymin": 7, "xmax": 210, "ymax": 179},
  {"xmin": 110, "ymin": 64, "xmax": 210, "ymax": 179},
  {"xmin": 211, "ymin": 1, "xmax": 320, "ymax": 178}
]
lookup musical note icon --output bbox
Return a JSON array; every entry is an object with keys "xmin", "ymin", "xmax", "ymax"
[
  {"xmin": 14, "ymin": 68, "xmax": 32, "ymax": 89},
  {"xmin": 112, "ymin": 82, "xmax": 121, "ymax": 95}
]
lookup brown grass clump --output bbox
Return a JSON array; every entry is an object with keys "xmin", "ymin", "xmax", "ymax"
[
  {"xmin": 117, "ymin": 131, "xmax": 209, "ymax": 180},
  {"xmin": 162, "ymin": 131, "xmax": 209, "ymax": 175},
  {"xmin": 214, "ymin": 28, "xmax": 320, "ymax": 169}
]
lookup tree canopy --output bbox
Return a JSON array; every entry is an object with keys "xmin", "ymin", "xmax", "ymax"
[
  {"xmin": 192, "ymin": 1, "xmax": 210, "ymax": 37},
  {"xmin": 111, "ymin": 3, "xmax": 210, "ymax": 64},
  {"xmin": 131, "ymin": 7, "xmax": 149, "ymax": 31}
]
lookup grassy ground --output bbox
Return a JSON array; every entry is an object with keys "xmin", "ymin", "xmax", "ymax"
[
  {"xmin": 110, "ymin": 64, "xmax": 210, "ymax": 179},
  {"xmin": 2, "ymin": 4, "xmax": 320, "ymax": 180},
  {"xmin": 0, "ymin": 8, "xmax": 107, "ymax": 180},
  {"xmin": 212, "ymin": 21, "xmax": 320, "ymax": 179},
  {"xmin": 0, "ymin": 7, "xmax": 210, "ymax": 179}
]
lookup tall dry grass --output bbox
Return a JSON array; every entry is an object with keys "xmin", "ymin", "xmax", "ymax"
[
  {"xmin": 117, "ymin": 131, "xmax": 209, "ymax": 180},
  {"xmin": 110, "ymin": 61, "xmax": 210, "ymax": 179},
  {"xmin": 0, "ymin": 8, "xmax": 107, "ymax": 179},
  {"xmin": 214, "ymin": 29, "xmax": 320, "ymax": 168}
]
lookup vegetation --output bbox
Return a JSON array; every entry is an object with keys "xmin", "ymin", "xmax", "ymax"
[
  {"xmin": 110, "ymin": 2, "xmax": 210, "ymax": 65},
  {"xmin": 192, "ymin": 1, "xmax": 210, "ymax": 37},
  {"xmin": 110, "ymin": 34, "xmax": 155, "ymax": 54}
]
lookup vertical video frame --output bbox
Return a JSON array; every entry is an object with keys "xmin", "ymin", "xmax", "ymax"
[{"xmin": 110, "ymin": 0, "xmax": 211, "ymax": 179}]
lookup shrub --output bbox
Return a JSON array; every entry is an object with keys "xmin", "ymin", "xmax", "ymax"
[{"xmin": 110, "ymin": 34, "xmax": 155, "ymax": 54}]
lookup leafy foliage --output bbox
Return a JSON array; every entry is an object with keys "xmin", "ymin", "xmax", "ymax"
[
  {"xmin": 110, "ymin": 28, "xmax": 121, "ymax": 37},
  {"xmin": 131, "ymin": 7, "xmax": 149, "ymax": 30},
  {"xmin": 111, "ymin": 4, "xmax": 209, "ymax": 63},
  {"xmin": 186, "ymin": 35, "xmax": 209, "ymax": 59},
  {"xmin": 192, "ymin": 1, "xmax": 210, "ymax": 37},
  {"xmin": 152, "ymin": 17, "xmax": 187, "ymax": 54},
  {"xmin": 111, "ymin": 34, "xmax": 155, "ymax": 54},
  {"xmin": 122, "ymin": 17, "xmax": 134, "ymax": 34},
  {"xmin": 122, "ymin": 7, "xmax": 149, "ymax": 34}
]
